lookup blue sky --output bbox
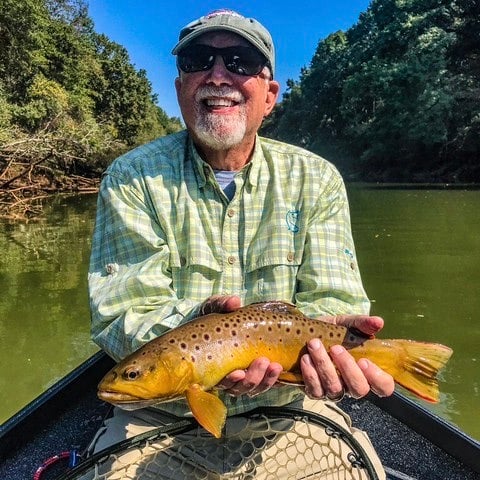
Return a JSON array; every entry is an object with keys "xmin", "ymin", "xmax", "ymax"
[{"xmin": 88, "ymin": 1, "xmax": 371, "ymax": 118}]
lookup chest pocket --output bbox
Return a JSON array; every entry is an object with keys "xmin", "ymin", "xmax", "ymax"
[
  {"xmin": 245, "ymin": 242, "xmax": 303, "ymax": 304},
  {"xmin": 170, "ymin": 249, "xmax": 223, "ymax": 302}
]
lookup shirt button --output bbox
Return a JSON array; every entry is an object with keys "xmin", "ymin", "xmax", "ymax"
[
  {"xmin": 227, "ymin": 256, "xmax": 236, "ymax": 265},
  {"xmin": 287, "ymin": 252, "xmax": 295, "ymax": 262},
  {"xmin": 227, "ymin": 209, "xmax": 235, "ymax": 217}
]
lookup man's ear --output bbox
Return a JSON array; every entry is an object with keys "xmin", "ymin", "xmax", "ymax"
[
  {"xmin": 174, "ymin": 76, "xmax": 182, "ymax": 98},
  {"xmin": 264, "ymin": 80, "xmax": 280, "ymax": 117}
]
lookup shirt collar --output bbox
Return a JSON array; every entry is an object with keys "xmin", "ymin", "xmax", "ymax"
[{"xmin": 188, "ymin": 134, "xmax": 263, "ymax": 188}]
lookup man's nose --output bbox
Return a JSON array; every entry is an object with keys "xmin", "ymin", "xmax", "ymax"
[{"xmin": 206, "ymin": 55, "xmax": 232, "ymax": 84}]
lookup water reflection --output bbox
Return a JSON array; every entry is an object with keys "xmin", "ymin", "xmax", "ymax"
[
  {"xmin": 0, "ymin": 194, "xmax": 99, "ymax": 422},
  {"xmin": 348, "ymin": 185, "xmax": 480, "ymax": 439}
]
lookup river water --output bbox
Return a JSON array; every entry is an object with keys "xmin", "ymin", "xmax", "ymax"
[{"xmin": 0, "ymin": 186, "xmax": 479, "ymax": 441}]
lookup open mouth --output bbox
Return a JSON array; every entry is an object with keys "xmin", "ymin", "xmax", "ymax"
[{"xmin": 202, "ymin": 97, "xmax": 240, "ymax": 110}]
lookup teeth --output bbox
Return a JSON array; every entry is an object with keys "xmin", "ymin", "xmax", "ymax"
[{"xmin": 205, "ymin": 98, "xmax": 236, "ymax": 107}]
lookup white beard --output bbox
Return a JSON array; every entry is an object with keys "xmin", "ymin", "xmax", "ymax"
[{"xmin": 193, "ymin": 87, "xmax": 247, "ymax": 150}]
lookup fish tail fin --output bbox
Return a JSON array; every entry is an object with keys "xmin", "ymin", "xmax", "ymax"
[{"xmin": 362, "ymin": 339, "xmax": 453, "ymax": 403}]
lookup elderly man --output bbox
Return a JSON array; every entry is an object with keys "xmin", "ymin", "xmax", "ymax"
[{"xmin": 87, "ymin": 9, "xmax": 393, "ymax": 479}]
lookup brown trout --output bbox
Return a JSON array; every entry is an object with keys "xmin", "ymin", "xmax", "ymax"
[{"xmin": 97, "ymin": 301, "xmax": 452, "ymax": 438}]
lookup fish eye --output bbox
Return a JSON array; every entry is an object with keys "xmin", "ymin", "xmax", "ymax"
[{"xmin": 123, "ymin": 367, "xmax": 141, "ymax": 380}]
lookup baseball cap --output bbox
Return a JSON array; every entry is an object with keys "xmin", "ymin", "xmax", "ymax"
[{"xmin": 172, "ymin": 9, "xmax": 275, "ymax": 77}]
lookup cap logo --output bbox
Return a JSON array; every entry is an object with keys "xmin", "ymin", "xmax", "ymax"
[{"xmin": 204, "ymin": 9, "xmax": 241, "ymax": 19}]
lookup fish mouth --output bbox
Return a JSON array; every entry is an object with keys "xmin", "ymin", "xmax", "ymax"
[
  {"xmin": 97, "ymin": 391, "xmax": 162, "ymax": 410},
  {"xmin": 98, "ymin": 390, "xmax": 182, "ymax": 410}
]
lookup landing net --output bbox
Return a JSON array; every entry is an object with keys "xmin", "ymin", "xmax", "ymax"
[{"xmin": 56, "ymin": 406, "xmax": 379, "ymax": 480}]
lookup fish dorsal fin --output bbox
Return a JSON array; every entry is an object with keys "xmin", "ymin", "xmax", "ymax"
[
  {"xmin": 185, "ymin": 384, "xmax": 227, "ymax": 438},
  {"xmin": 250, "ymin": 301, "xmax": 300, "ymax": 316}
]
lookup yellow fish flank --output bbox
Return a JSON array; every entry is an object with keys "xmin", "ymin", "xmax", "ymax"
[{"xmin": 97, "ymin": 301, "xmax": 453, "ymax": 438}]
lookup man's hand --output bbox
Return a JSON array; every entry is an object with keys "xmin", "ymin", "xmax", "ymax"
[
  {"xmin": 218, "ymin": 313, "xmax": 395, "ymax": 401},
  {"xmin": 301, "ymin": 315, "xmax": 394, "ymax": 401}
]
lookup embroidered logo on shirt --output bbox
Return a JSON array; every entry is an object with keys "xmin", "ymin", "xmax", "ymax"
[
  {"xmin": 286, "ymin": 210, "xmax": 300, "ymax": 233},
  {"xmin": 344, "ymin": 248, "xmax": 356, "ymax": 270}
]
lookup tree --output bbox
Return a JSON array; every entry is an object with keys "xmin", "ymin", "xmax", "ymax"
[{"xmin": 264, "ymin": 0, "xmax": 479, "ymax": 182}]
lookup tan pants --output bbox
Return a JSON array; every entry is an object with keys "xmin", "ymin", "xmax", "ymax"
[{"xmin": 82, "ymin": 398, "xmax": 385, "ymax": 479}]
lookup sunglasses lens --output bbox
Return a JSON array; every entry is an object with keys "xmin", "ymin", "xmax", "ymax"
[
  {"xmin": 177, "ymin": 46, "xmax": 214, "ymax": 73},
  {"xmin": 177, "ymin": 46, "xmax": 267, "ymax": 76},
  {"xmin": 224, "ymin": 47, "xmax": 266, "ymax": 75}
]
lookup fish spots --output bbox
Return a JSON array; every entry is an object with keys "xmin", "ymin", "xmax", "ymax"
[
  {"xmin": 169, "ymin": 338, "xmax": 176, "ymax": 344},
  {"xmin": 180, "ymin": 342, "xmax": 187, "ymax": 350},
  {"xmin": 231, "ymin": 330, "xmax": 237, "ymax": 337},
  {"xmin": 216, "ymin": 327, "xmax": 222, "ymax": 333},
  {"xmin": 296, "ymin": 329, "xmax": 301, "ymax": 335},
  {"xmin": 191, "ymin": 333, "xmax": 198, "ymax": 339},
  {"xmin": 203, "ymin": 334, "xmax": 211, "ymax": 341},
  {"xmin": 191, "ymin": 355, "xmax": 196, "ymax": 363}
]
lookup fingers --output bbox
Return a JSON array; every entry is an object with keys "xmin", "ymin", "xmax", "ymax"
[
  {"xmin": 357, "ymin": 358, "xmax": 395, "ymax": 397},
  {"xmin": 217, "ymin": 358, "xmax": 283, "ymax": 397},
  {"xmin": 329, "ymin": 345, "xmax": 370, "ymax": 399},
  {"xmin": 301, "ymin": 339, "xmax": 343, "ymax": 399},
  {"xmin": 199, "ymin": 295, "xmax": 242, "ymax": 316},
  {"xmin": 325, "ymin": 314, "xmax": 384, "ymax": 336},
  {"xmin": 302, "ymin": 340, "xmax": 395, "ymax": 401}
]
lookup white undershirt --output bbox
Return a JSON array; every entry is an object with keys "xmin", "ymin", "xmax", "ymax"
[{"xmin": 213, "ymin": 170, "xmax": 236, "ymax": 200}]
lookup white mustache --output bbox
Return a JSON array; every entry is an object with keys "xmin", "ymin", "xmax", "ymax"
[{"xmin": 195, "ymin": 86, "xmax": 244, "ymax": 104}]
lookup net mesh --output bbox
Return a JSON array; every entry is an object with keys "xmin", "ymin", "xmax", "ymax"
[{"xmin": 59, "ymin": 407, "xmax": 379, "ymax": 480}]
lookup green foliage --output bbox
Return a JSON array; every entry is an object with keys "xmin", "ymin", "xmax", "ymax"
[
  {"xmin": 0, "ymin": 0, "xmax": 182, "ymax": 176},
  {"xmin": 263, "ymin": 0, "xmax": 480, "ymax": 182}
]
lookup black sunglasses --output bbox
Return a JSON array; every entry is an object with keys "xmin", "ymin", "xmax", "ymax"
[{"xmin": 177, "ymin": 44, "xmax": 270, "ymax": 77}]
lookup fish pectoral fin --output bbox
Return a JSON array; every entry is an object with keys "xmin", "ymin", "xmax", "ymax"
[
  {"xmin": 185, "ymin": 384, "xmax": 227, "ymax": 438},
  {"xmin": 277, "ymin": 371, "xmax": 304, "ymax": 386}
]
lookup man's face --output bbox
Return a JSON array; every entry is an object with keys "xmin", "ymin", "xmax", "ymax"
[{"xmin": 175, "ymin": 31, "xmax": 279, "ymax": 153}]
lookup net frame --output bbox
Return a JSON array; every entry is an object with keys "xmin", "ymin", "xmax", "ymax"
[{"xmin": 56, "ymin": 406, "xmax": 380, "ymax": 480}]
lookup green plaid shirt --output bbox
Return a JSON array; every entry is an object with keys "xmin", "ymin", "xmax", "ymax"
[{"xmin": 88, "ymin": 130, "xmax": 369, "ymax": 417}]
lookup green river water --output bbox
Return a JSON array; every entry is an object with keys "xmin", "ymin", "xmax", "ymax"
[{"xmin": 0, "ymin": 186, "xmax": 479, "ymax": 440}]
